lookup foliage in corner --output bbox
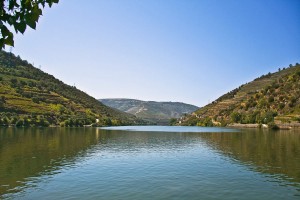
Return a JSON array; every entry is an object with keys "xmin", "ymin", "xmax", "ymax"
[{"xmin": 0, "ymin": 0, "xmax": 59, "ymax": 48}]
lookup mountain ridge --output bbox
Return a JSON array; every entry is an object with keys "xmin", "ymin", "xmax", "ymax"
[{"xmin": 99, "ymin": 98, "xmax": 199, "ymax": 124}]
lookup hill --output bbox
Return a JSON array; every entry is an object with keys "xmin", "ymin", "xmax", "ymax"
[
  {"xmin": 0, "ymin": 51, "xmax": 145, "ymax": 127},
  {"xmin": 179, "ymin": 64, "xmax": 300, "ymax": 128},
  {"xmin": 99, "ymin": 98, "xmax": 199, "ymax": 124}
]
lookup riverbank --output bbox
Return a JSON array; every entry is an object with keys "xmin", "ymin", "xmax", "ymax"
[{"xmin": 227, "ymin": 122, "xmax": 300, "ymax": 129}]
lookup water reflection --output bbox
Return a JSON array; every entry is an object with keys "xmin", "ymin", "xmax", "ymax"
[
  {"xmin": 98, "ymin": 128, "xmax": 300, "ymax": 186},
  {"xmin": 196, "ymin": 129, "xmax": 300, "ymax": 184},
  {"xmin": 0, "ymin": 127, "xmax": 299, "ymax": 199},
  {"xmin": 0, "ymin": 128, "xmax": 99, "ymax": 196}
]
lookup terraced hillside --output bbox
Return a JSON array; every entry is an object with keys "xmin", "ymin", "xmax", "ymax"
[
  {"xmin": 99, "ymin": 98, "xmax": 199, "ymax": 124},
  {"xmin": 0, "ymin": 51, "xmax": 144, "ymax": 127},
  {"xmin": 179, "ymin": 64, "xmax": 300, "ymax": 127}
]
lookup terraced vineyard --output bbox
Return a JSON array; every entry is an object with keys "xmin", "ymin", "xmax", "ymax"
[
  {"xmin": 0, "ymin": 51, "xmax": 144, "ymax": 127},
  {"xmin": 179, "ymin": 64, "xmax": 300, "ymax": 128}
]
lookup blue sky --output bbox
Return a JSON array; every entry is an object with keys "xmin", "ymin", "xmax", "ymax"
[{"xmin": 10, "ymin": 0, "xmax": 300, "ymax": 106}]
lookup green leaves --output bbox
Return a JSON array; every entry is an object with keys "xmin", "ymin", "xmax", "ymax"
[
  {"xmin": 31, "ymin": 4, "xmax": 42, "ymax": 21},
  {"xmin": 1, "ymin": 25, "xmax": 10, "ymax": 36},
  {"xmin": 8, "ymin": 0, "xmax": 19, "ymax": 10},
  {"xmin": 24, "ymin": 4, "xmax": 43, "ymax": 29},
  {"xmin": 25, "ymin": 14, "xmax": 37, "ymax": 29},
  {"xmin": 5, "ymin": 32, "xmax": 14, "ymax": 46},
  {"xmin": 46, "ymin": 0, "xmax": 59, "ymax": 7},
  {"xmin": 0, "ymin": 0, "xmax": 60, "ymax": 49},
  {"xmin": 0, "ymin": 32, "xmax": 14, "ymax": 48},
  {"xmin": 14, "ymin": 22, "xmax": 27, "ymax": 34},
  {"xmin": 0, "ymin": 25, "xmax": 14, "ymax": 48}
]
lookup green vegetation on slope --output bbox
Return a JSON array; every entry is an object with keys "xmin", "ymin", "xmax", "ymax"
[
  {"xmin": 179, "ymin": 64, "xmax": 300, "ymax": 128},
  {"xmin": 0, "ymin": 51, "xmax": 144, "ymax": 127},
  {"xmin": 99, "ymin": 98, "xmax": 199, "ymax": 125}
]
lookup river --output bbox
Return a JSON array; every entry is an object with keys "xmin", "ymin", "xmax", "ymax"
[{"xmin": 0, "ymin": 126, "xmax": 299, "ymax": 199}]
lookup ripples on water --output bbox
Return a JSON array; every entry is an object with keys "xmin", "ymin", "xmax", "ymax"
[{"xmin": 0, "ymin": 127, "xmax": 299, "ymax": 199}]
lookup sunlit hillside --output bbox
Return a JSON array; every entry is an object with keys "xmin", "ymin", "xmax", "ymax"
[
  {"xmin": 179, "ymin": 64, "xmax": 300, "ymax": 128},
  {"xmin": 0, "ymin": 51, "xmax": 145, "ymax": 127}
]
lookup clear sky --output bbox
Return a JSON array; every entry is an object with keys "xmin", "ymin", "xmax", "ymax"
[{"xmin": 9, "ymin": 0, "xmax": 300, "ymax": 107}]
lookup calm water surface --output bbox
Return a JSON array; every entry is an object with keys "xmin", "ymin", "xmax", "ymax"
[{"xmin": 0, "ymin": 126, "xmax": 299, "ymax": 199}]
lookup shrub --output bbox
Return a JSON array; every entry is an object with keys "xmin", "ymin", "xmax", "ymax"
[
  {"xmin": 230, "ymin": 112, "xmax": 241, "ymax": 123},
  {"xmin": 279, "ymin": 96, "xmax": 284, "ymax": 101},
  {"xmin": 279, "ymin": 103, "xmax": 285, "ymax": 109},
  {"xmin": 262, "ymin": 111, "xmax": 277, "ymax": 123},
  {"xmin": 15, "ymin": 119, "xmax": 24, "ymax": 127},
  {"xmin": 20, "ymin": 80, "xmax": 27, "ymax": 86},
  {"xmin": 268, "ymin": 122, "xmax": 279, "ymax": 130},
  {"xmin": 268, "ymin": 96, "xmax": 274, "ymax": 103},
  {"xmin": 291, "ymin": 97, "xmax": 297, "ymax": 104},
  {"xmin": 169, "ymin": 118, "xmax": 177, "ymax": 125},
  {"xmin": 10, "ymin": 78, "xmax": 18, "ymax": 85},
  {"xmin": 32, "ymin": 97, "xmax": 40, "ymax": 104}
]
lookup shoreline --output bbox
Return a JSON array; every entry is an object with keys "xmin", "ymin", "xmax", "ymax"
[{"xmin": 227, "ymin": 123, "xmax": 300, "ymax": 130}]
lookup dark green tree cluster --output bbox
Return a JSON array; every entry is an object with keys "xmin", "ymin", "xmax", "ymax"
[
  {"xmin": 196, "ymin": 117, "xmax": 214, "ymax": 127},
  {"xmin": 0, "ymin": 113, "xmax": 51, "ymax": 127},
  {"xmin": 0, "ymin": 95, "xmax": 5, "ymax": 107},
  {"xmin": 169, "ymin": 118, "xmax": 177, "ymax": 125},
  {"xmin": 230, "ymin": 111, "xmax": 277, "ymax": 124},
  {"xmin": 179, "ymin": 115, "xmax": 199, "ymax": 126},
  {"xmin": 62, "ymin": 118, "xmax": 92, "ymax": 127}
]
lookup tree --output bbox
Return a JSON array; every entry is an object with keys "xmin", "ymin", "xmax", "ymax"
[
  {"xmin": 0, "ymin": 0, "xmax": 59, "ymax": 49},
  {"xmin": 0, "ymin": 96, "xmax": 5, "ymax": 107},
  {"xmin": 169, "ymin": 118, "xmax": 177, "ymax": 125},
  {"xmin": 10, "ymin": 77, "xmax": 17, "ymax": 85},
  {"xmin": 230, "ymin": 112, "xmax": 241, "ymax": 123},
  {"xmin": 2, "ymin": 116, "xmax": 9, "ymax": 125},
  {"xmin": 262, "ymin": 111, "xmax": 277, "ymax": 124},
  {"xmin": 15, "ymin": 119, "xmax": 23, "ymax": 126}
]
